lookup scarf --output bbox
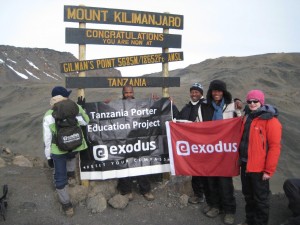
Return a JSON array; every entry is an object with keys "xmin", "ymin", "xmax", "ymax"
[
  {"xmin": 212, "ymin": 98, "xmax": 225, "ymax": 120},
  {"xmin": 239, "ymin": 108, "xmax": 264, "ymax": 162},
  {"xmin": 190, "ymin": 100, "xmax": 199, "ymax": 105}
]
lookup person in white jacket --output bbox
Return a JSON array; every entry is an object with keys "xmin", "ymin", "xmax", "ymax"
[{"xmin": 43, "ymin": 86, "xmax": 89, "ymax": 216}]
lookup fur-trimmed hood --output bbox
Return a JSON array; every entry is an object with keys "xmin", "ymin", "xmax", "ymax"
[{"xmin": 206, "ymin": 80, "xmax": 232, "ymax": 104}]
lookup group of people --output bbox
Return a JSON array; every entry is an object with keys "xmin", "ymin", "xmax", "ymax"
[
  {"xmin": 42, "ymin": 81, "xmax": 298, "ymax": 225},
  {"xmin": 43, "ymin": 85, "xmax": 155, "ymax": 217},
  {"xmin": 177, "ymin": 80, "xmax": 242, "ymax": 224},
  {"xmin": 176, "ymin": 80, "xmax": 283, "ymax": 225}
]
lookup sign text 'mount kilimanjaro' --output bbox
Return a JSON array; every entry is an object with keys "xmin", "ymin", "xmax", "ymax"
[
  {"xmin": 64, "ymin": 5, "xmax": 184, "ymax": 29},
  {"xmin": 65, "ymin": 28, "xmax": 182, "ymax": 48},
  {"xmin": 60, "ymin": 52, "xmax": 183, "ymax": 73}
]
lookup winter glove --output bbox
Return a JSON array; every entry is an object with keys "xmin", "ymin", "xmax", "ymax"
[
  {"xmin": 47, "ymin": 159, "xmax": 54, "ymax": 168},
  {"xmin": 77, "ymin": 96, "xmax": 86, "ymax": 109}
]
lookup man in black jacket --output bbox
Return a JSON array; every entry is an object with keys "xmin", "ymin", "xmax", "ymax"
[
  {"xmin": 281, "ymin": 179, "xmax": 300, "ymax": 225},
  {"xmin": 117, "ymin": 85, "xmax": 154, "ymax": 201},
  {"xmin": 179, "ymin": 83, "xmax": 207, "ymax": 204}
]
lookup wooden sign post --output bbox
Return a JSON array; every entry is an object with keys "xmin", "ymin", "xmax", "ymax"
[{"xmin": 63, "ymin": 5, "xmax": 184, "ymax": 185}]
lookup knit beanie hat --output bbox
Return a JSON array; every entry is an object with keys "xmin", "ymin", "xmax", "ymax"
[
  {"xmin": 51, "ymin": 86, "xmax": 72, "ymax": 97},
  {"xmin": 190, "ymin": 83, "xmax": 203, "ymax": 95},
  {"xmin": 246, "ymin": 89, "xmax": 265, "ymax": 105}
]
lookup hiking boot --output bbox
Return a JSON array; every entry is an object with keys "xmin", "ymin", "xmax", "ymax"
[
  {"xmin": 202, "ymin": 205, "xmax": 211, "ymax": 214},
  {"xmin": 62, "ymin": 202, "xmax": 74, "ymax": 217},
  {"xmin": 224, "ymin": 214, "xmax": 235, "ymax": 225},
  {"xmin": 143, "ymin": 192, "xmax": 155, "ymax": 201},
  {"xmin": 188, "ymin": 196, "xmax": 205, "ymax": 204},
  {"xmin": 124, "ymin": 193, "xmax": 134, "ymax": 201},
  {"xmin": 206, "ymin": 207, "xmax": 220, "ymax": 218}
]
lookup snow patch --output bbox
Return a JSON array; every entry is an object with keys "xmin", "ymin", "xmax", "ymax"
[
  {"xmin": 26, "ymin": 59, "xmax": 39, "ymax": 70},
  {"xmin": 43, "ymin": 71, "xmax": 58, "ymax": 80},
  {"xmin": 52, "ymin": 73, "xmax": 63, "ymax": 79},
  {"xmin": 7, "ymin": 65, "xmax": 28, "ymax": 79},
  {"xmin": 0, "ymin": 58, "xmax": 4, "ymax": 64},
  {"xmin": 7, "ymin": 58, "xmax": 17, "ymax": 64},
  {"xmin": 25, "ymin": 69, "xmax": 40, "ymax": 80}
]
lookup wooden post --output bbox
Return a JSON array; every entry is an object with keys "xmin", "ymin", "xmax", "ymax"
[
  {"xmin": 162, "ymin": 27, "xmax": 169, "ymax": 98},
  {"xmin": 78, "ymin": 19, "xmax": 89, "ymax": 187},
  {"xmin": 78, "ymin": 21, "xmax": 86, "ymax": 99},
  {"xmin": 162, "ymin": 17, "xmax": 171, "ymax": 181}
]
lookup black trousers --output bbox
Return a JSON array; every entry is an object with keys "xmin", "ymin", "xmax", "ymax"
[
  {"xmin": 191, "ymin": 176, "xmax": 204, "ymax": 197},
  {"xmin": 283, "ymin": 179, "xmax": 300, "ymax": 225},
  {"xmin": 241, "ymin": 163, "xmax": 270, "ymax": 225},
  {"xmin": 117, "ymin": 175, "xmax": 151, "ymax": 195},
  {"xmin": 192, "ymin": 176, "xmax": 211, "ymax": 203},
  {"xmin": 207, "ymin": 176, "xmax": 236, "ymax": 214}
]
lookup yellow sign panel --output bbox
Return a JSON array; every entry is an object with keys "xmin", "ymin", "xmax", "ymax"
[
  {"xmin": 64, "ymin": 5, "xmax": 184, "ymax": 29},
  {"xmin": 61, "ymin": 52, "xmax": 183, "ymax": 73}
]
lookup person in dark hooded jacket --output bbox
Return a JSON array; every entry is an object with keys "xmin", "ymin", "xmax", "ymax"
[
  {"xmin": 237, "ymin": 89, "xmax": 282, "ymax": 225},
  {"xmin": 201, "ymin": 80, "xmax": 242, "ymax": 225}
]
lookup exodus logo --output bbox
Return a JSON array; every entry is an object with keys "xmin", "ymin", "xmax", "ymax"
[
  {"xmin": 176, "ymin": 140, "xmax": 238, "ymax": 156},
  {"xmin": 93, "ymin": 140, "xmax": 156, "ymax": 161},
  {"xmin": 62, "ymin": 133, "xmax": 81, "ymax": 143}
]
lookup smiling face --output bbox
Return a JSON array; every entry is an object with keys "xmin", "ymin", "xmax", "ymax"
[
  {"xmin": 247, "ymin": 99, "xmax": 262, "ymax": 111},
  {"xmin": 212, "ymin": 90, "xmax": 223, "ymax": 103},
  {"xmin": 190, "ymin": 90, "xmax": 202, "ymax": 102}
]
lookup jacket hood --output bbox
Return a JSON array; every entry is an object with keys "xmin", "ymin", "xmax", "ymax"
[
  {"xmin": 259, "ymin": 104, "xmax": 279, "ymax": 119},
  {"xmin": 245, "ymin": 104, "xmax": 279, "ymax": 120}
]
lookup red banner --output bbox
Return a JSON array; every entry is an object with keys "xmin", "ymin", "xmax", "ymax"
[{"xmin": 166, "ymin": 117, "xmax": 242, "ymax": 177}]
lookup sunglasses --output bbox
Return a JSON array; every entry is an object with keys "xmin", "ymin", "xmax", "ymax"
[{"xmin": 247, "ymin": 100, "xmax": 259, "ymax": 104}]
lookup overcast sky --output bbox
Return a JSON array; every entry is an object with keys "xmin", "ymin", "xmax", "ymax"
[{"xmin": 1, "ymin": 0, "xmax": 299, "ymax": 77}]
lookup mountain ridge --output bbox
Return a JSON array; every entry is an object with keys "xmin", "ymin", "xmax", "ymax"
[{"xmin": 0, "ymin": 45, "xmax": 121, "ymax": 84}]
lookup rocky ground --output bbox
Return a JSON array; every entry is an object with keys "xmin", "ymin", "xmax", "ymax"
[{"xmin": 0, "ymin": 147, "xmax": 293, "ymax": 225}]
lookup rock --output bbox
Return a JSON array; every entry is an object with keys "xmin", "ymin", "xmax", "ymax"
[
  {"xmin": 2, "ymin": 147, "xmax": 12, "ymax": 154},
  {"xmin": 0, "ymin": 157, "xmax": 5, "ymax": 167},
  {"xmin": 166, "ymin": 176, "xmax": 193, "ymax": 195},
  {"xmin": 88, "ymin": 180, "xmax": 118, "ymax": 200},
  {"xmin": 69, "ymin": 185, "xmax": 88, "ymax": 205},
  {"xmin": 12, "ymin": 155, "xmax": 33, "ymax": 167},
  {"xmin": 86, "ymin": 193, "xmax": 107, "ymax": 213},
  {"xmin": 179, "ymin": 194, "xmax": 189, "ymax": 206},
  {"xmin": 108, "ymin": 194, "xmax": 129, "ymax": 209},
  {"xmin": 26, "ymin": 156, "xmax": 44, "ymax": 167}
]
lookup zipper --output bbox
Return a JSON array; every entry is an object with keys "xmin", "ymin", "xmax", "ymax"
[{"xmin": 259, "ymin": 128, "xmax": 265, "ymax": 150}]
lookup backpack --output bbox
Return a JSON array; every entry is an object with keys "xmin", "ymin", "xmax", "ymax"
[{"xmin": 52, "ymin": 99, "xmax": 83, "ymax": 152}]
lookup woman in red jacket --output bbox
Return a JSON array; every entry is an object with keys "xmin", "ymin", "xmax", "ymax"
[{"xmin": 238, "ymin": 90, "xmax": 282, "ymax": 225}]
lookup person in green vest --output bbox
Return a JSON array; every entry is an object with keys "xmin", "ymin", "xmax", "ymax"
[{"xmin": 43, "ymin": 86, "xmax": 89, "ymax": 216}]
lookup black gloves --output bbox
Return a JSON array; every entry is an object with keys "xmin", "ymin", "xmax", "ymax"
[
  {"xmin": 48, "ymin": 159, "xmax": 54, "ymax": 168},
  {"xmin": 77, "ymin": 96, "xmax": 86, "ymax": 109}
]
